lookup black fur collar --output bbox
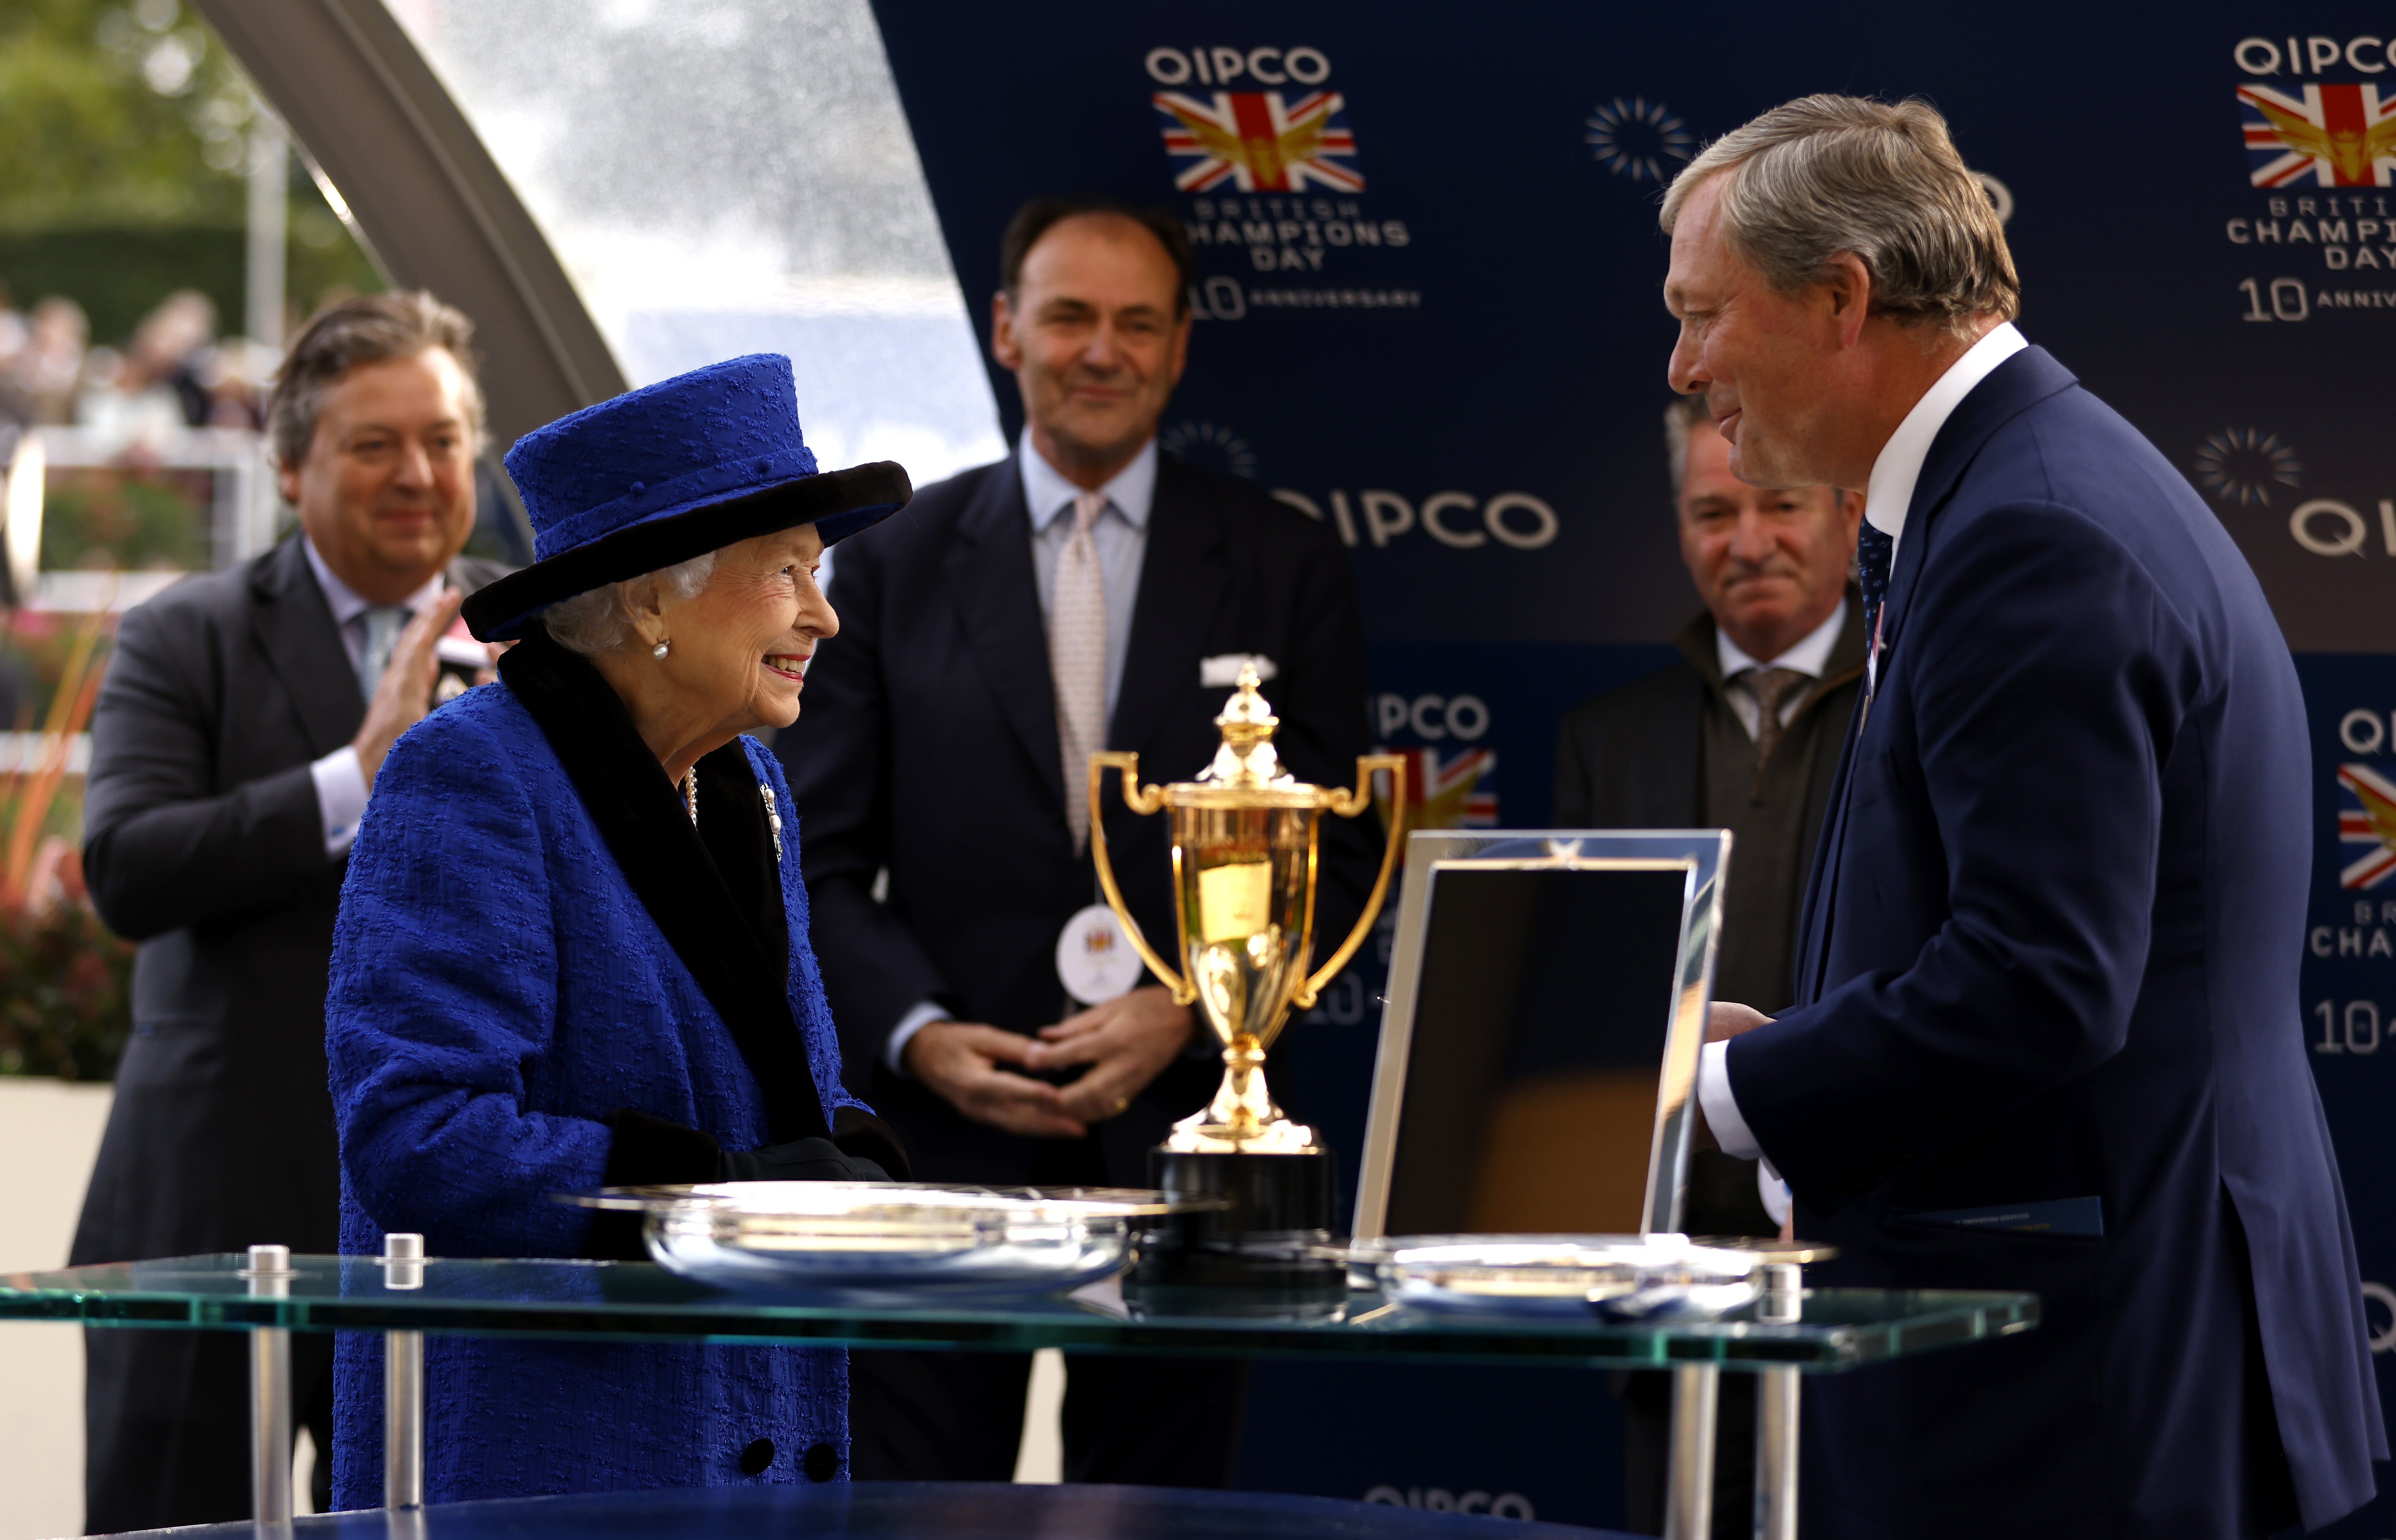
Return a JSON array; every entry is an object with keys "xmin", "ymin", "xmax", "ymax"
[{"xmin": 498, "ymin": 625, "xmax": 831, "ymax": 1143}]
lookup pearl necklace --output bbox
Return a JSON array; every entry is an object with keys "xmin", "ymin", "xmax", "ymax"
[{"xmin": 681, "ymin": 771, "xmax": 698, "ymax": 826}]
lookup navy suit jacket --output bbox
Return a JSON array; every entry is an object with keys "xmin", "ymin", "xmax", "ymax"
[
  {"xmin": 1728, "ymin": 346, "xmax": 2384, "ymax": 1538},
  {"xmin": 777, "ymin": 451, "xmax": 1374, "ymax": 1185}
]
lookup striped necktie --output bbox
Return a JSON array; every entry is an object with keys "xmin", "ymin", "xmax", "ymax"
[
  {"xmin": 1745, "ymin": 665, "xmax": 1807, "ymax": 775},
  {"xmin": 357, "ymin": 605, "xmax": 409, "ymax": 704},
  {"xmin": 1050, "ymin": 493, "xmax": 1108, "ymax": 851}
]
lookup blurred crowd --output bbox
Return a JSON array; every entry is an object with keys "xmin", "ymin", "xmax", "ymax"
[{"xmin": 0, "ymin": 284, "xmax": 278, "ymax": 441}]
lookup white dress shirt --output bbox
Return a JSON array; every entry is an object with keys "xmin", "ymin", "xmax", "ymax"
[
  {"xmin": 302, "ymin": 537, "xmax": 445, "ymax": 858},
  {"xmin": 1715, "ymin": 597, "xmax": 1848, "ymax": 740},
  {"xmin": 1696, "ymin": 322, "xmax": 2030, "ymax": 1227},
  {"xmin": 884, "ymin": 434, "xmax": 1161, "ymax": 1075}
]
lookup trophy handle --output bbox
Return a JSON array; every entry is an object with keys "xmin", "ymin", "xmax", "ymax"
[
  {"xmin": 1087, "ymin": 751, "xmax": 1197, "ymax": 1005},
  {"xmin": 1293, "ymin": 753, "xmax": 1407, "ymax": 1009}
]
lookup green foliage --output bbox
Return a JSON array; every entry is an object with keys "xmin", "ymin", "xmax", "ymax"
[
  {"xmin": 0, "ymin": 0, "xmax": 254, "ymax": 233},
  {"xmin": 0, "ymin": 896, "xmax": 133, "ymax": 1081},
  {"xmin": 43, "ymin": 466, "xmax": 210, "ymax": 572},
  {"xmin": 0, "ymin": 0, "xmax": 382, "ymax": 342}
]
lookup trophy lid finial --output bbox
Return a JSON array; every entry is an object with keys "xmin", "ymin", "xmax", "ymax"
[{"xmin": 1202, "ymin": 662, "xmax": 1287, "ymax": 787}]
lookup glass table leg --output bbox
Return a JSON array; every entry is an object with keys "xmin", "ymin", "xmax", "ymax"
[
  {"xmin": 1754, "ymin": 1262, "xmax": 1803, "ymax": 1540},
  {"xmin": 382, "ymin": 1233, "xmax": 427, "ymax": 1511},
  {"xmin": 1664, "ymin": 1362, "xmax": 1719, "ymax": 1540},
  {"xmin": 245, "ymin": 1244, "xmax": 294, "ymax": 1527}
]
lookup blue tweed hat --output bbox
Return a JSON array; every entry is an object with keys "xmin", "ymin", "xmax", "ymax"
[{"xmin": 462, "ymin": 353, "xmax": 911, "ymax": 641}]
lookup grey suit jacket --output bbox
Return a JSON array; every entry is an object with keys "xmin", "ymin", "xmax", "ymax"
[
  {"xmin": 1550, "ymin": 609, "xmax": 1860, "ymax": 871},
  {"xmin": 70, "ymin": 534, "xmax": 507, "ymax": 1266}
]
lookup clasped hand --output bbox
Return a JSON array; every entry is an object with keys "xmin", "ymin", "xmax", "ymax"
[
  {"xmin": 1687, "ymin": 1001, "xmax": 1774, "ymax": 1153},
  {"xmin": 902, "ymin": 986, "xmax": 1196, "ymax": 1139}
]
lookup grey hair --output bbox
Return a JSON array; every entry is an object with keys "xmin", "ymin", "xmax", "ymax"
[
  {"xmin": 1659, "ymin": 95, "xmax": 2019, "ymax": 337},
  {"xmin": 1664, "ymin": 394, "xmax": 1713, "ymax": 501},
  {"xmin": 542, "ymin": 551, "xmax": 719, "ymax": 656}
]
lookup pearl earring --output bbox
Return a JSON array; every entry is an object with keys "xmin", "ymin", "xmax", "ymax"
[{"xmin": 652, "ymin": 640, "xmax": 670, "ymax": 659}]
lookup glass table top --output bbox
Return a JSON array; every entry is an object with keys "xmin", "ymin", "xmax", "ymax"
[
  {"xmin": 0, "ymin": 1255, "xmax": 2035, "ymax": 1374},
  {"xmin": 99, "ymin": 1481, "xmax": 1626, "ymax": 1540}
]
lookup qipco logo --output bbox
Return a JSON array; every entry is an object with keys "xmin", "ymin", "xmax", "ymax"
[
  {"xmin": 2289, "ymin": 498, "xmax": 2396, "ymax": 559},
  {"xmin": 1364, "ymin": 1485, "xmax": 1537, "ymax": 1520},
  {"xmin": 1375, "ymin": 693, "xmax": 1490, "ymax": 743},
  {"xmin": 1144, "ymin": 45, "xmax": 1331, "ymax": 86}
]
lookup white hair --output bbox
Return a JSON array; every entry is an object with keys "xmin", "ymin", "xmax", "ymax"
[
  {"xmin": 1659, "ymin": 94, "xmax": 2019, "ymax": 338},
  {"xmin": 542, "ymin": 550, "xmax": 718, "ymax": 656}
]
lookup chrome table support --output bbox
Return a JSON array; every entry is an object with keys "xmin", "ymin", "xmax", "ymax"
[
  {"xmin": 1664, "ymin": 1362, "xmax": 1719, "ymax": 1540},
  {"xmin": 382, "ymin": 1233, "xmax": 427, "ymax": 1511},
  {"xmin": 244, "ymin": 1243, "xmax": 293, "ymax": 1527},
  {"xmin": 1754, "ymin": 1262, "xmax": 1803, "ymax": 1540}
]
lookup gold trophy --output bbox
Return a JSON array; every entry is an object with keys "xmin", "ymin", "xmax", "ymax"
[{"xmin": 1089, "ymin": 664, "xmax": 1404, "ymax": 1287}]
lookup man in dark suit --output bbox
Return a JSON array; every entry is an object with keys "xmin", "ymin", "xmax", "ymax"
[
  {"xmin": 72, "ymin": 292, "xmax": 508, "ymax": 1530},
  {"xmin": 1554, "ymin": 396, "xmax": 1861, "ymax": 1536},
  {"xmin": 781, "ymin": 196, "xmax": 1372, "ymax": 1485},
  {"xmin": 1664, "ymin": 96, "xmax": 2383, "ymax": 1537}
]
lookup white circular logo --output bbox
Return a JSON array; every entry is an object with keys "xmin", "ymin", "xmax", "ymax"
[{"xmin": 1056, "ymin": 904, "xmax": 1145, "ymax": 1006}]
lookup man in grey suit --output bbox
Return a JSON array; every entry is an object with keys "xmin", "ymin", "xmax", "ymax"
[
  {"xmin": 70, "ymin": 292, "xmax": 508, "ymax": 1531},
  {"xmin": 1552, "ymin": 396, "xmax": 1861, "ymax": 1538}
]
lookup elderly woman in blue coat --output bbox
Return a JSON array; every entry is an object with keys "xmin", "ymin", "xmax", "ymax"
[{"xmin": 325, "ymin": 354, "xmax": 912, "ymax": 1507}]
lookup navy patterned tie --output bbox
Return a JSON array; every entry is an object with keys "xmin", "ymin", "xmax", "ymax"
[{"xmin": 1857, "ymin": 519, "xmax": 1894, "ymax": 686}]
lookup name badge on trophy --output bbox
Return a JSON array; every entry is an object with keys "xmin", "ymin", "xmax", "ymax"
[{"xmin": 1057, "ymin": 903, "xmax": 1144, "ymax": 1006}]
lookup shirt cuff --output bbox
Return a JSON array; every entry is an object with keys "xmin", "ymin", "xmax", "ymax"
[
  {"xmin": 1697, "ymin": 1038, "xmax": 1764, "ymax": 1161},
  {"xmin": 1758, "ymin": 1163, "xmax": 1791, "ymax": 1230},
  {"xmin": 310, "ymin": 745, "xmax": 370, "ymax": 859},
  {"xmin": 885, "ymin": 1000, "xmax": 951, "ymax": 1077}
]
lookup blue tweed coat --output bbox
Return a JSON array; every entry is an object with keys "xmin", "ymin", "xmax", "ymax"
[{"xmin": 324, "ymin": 679, "xmax": 868, "ymax": 1507}]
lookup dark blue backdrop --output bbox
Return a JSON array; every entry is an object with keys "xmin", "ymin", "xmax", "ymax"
[{"xmin": 865, "ymin": 3, "xmax": 2396, "ymax": 1527}]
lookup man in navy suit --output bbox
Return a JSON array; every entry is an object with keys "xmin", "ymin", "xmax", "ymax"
[
  {"xmin": 1663, "ymin": 96, "xmax": 2383, "ymax": 1537},
  {"xmin": 780, "ymin": 196, "xmax": 1372, "ymax": 1485}
]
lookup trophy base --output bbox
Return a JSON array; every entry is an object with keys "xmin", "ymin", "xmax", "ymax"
[
  {"xmin": 1132, "ymin": 1147, "xmax": 1345, "ymax": 1290},
  {"xmin": 1164, "ymin": 1112, "xmax": 1323, "ymax": 1155}
]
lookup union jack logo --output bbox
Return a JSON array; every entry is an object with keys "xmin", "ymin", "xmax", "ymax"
[
  {"xmin": 1375, "ymin": 746, "xmax": 1497, "ymax": 834},
  {"xmin": 2240, "ymin": 83, "xmax": 2396, "ymax": 187},
  {"xmin": 1153, "ymin": 91, "xmax": 1362, "ymax": 193},
  {"xmin": 2339, "ymin": 763, "xmax": 2396, "ymax": 889}
]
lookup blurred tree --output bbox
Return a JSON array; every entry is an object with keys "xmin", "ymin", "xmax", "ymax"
[
  {"xmin": 0, "ymin": 0, "xmax": 380, "ymax": 342},
  {"xmin": 0, "ymin": 0, "xmax": 253, "ymax": 231}
]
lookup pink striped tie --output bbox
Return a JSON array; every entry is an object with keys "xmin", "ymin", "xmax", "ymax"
[{"xmin": 1051, "ymin": 492, "xmax": 1108, "ymax": 851}]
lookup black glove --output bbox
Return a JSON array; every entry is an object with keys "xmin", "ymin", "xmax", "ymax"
[{"xmin": 718, "ymin": 1136, "xmax": 888, "ymax": 1183}]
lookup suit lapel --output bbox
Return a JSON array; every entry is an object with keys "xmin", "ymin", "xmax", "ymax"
[
  {"xmin": 1112, "ymin": 457, "xmax": 1229, "ymax": 757},
  {"xmin": 1793, "ymin": 684, "xmax": 1869, "ymax": 1005},
  {"xmin": 248, "ymin": 536, "xmax": 366, "ymax": 759},
  {"xmin": 942, "ymin": 460, "xmax": 1066, "ymax": 804},
  {"xmin": 1878, "ymin": 346, "xmax": 2078, "ymax": 659},
  {"xmin": 1646, "ymin": 676, "xmax": 1704, "ymax": 827},
  {"xmin": 1793, "ymin": 352, "xmax": 2080, "ymax": 1003}
]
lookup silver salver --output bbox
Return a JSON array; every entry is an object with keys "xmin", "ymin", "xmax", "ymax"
[
  {"xmin": 557, "ymin": 1183, "xmax": 1221, "ymax": 1296},
  {"xmin": 1350, "ymin": 1234, "xmax": 1762, "ymax": 1320}
]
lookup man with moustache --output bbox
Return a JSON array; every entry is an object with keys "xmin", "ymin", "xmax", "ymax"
[
  {"xmin": 782, "ymin": 196, "xmax": 1373, "ymax": 1485},
  {"xmin": 1553, "ymin": 395, "xmax": 1862, "ymax": 1536},
  {"xmin": 71, "ymin": 292, "xmax": 508, "ymax": 1529},
  {"xmin": 1669, "ymin": 96, "xmax": 2379, "ymax": 1537}
]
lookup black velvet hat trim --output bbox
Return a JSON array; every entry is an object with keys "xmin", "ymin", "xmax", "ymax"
[
  {"xmin": 498, "ymin": 625, "xmax": 833, "ymax": 1145},
  {"xmin": 464, "ymin": 460, "xmax": 913, "ymax": 642}
]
